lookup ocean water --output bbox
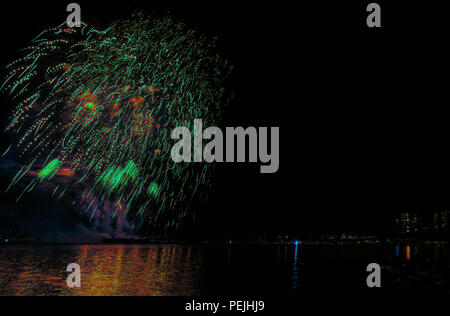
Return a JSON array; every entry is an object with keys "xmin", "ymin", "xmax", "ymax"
[{"xmin": 0, "ymin": 243, "xmax": 448, "ymax": 296}]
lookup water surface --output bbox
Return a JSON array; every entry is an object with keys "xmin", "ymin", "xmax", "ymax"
[{"xmin": 0, "ymin": 243, "xmax": 448, "ymax": 295}]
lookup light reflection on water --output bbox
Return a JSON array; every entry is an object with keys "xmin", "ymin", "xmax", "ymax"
[
  {"xmin": 0, "ymin": 243, "xmax": 448, "ymax": 295},
  {"xmin": 291, "ymin": 243, "xmax": 299, "ymax": 289},
  {"xmin": 0, "ymin": 245, "xmax": 201, "ymax": 296}
]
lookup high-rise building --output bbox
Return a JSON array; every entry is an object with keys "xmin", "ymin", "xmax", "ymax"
[
  {"xmin": 432, "ymin": 210, "xmax": 449, "ymax": 234},
  {"xmin": 396, "ymin": 212, "xmax": 422, "ymax": 236}
]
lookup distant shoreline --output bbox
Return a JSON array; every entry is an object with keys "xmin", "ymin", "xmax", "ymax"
[{"xmin": 1, "ymin": 239, "xmax": 448, "ymax": 246}]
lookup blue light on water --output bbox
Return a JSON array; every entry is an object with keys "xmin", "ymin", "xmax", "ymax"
[
  {"xmin": 4, "ymin": 239, "xmax": 8, "ymax": 243},
  {"xmin": 291, "ymin": 240, "xmax": 299, "ymax": 289}
]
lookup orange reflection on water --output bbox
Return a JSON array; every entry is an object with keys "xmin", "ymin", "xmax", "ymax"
[
  {"xmin": 71, "ymin": 245, "xmax": 201, "ymax": 296},
  {"xmin": 405, "ymin": 245, "xmax": 411, "ymax": 261},
  {"xmin": 0, "ymin": 245, "xmax": 201, "ymax": 296}
]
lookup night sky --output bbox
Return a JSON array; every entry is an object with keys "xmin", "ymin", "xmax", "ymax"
[{"xmin": 0, "ymin": 1, "xmax": 448, "ymax": 239}]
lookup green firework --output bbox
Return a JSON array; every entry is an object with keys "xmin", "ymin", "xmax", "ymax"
[{"xmin": 2, "ymin": 12, "xmax": 232, "ymax": 230}]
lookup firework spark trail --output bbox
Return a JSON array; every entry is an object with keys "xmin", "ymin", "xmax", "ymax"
[{"xmin": 2, "ymin": 12, "xmax": 231, "ymax": 231}]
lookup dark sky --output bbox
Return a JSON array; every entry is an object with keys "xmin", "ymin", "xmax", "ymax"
[{"xmin": 0, "ymin": 1, "xmax": 449, "ymax": 239}]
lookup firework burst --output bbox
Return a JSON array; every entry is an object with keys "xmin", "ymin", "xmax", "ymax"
[{"xmin": 2, "ymin": 12, "xmax": 231, "ymax": 231}]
